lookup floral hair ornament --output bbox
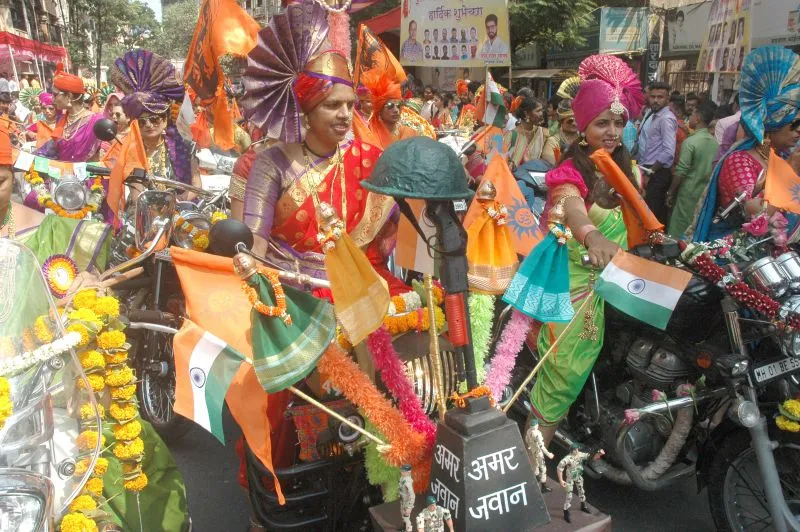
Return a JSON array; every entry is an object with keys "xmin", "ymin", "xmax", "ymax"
[{"xmin": 41, "ymin": 255, "xmax": 78, "ymax": 299}]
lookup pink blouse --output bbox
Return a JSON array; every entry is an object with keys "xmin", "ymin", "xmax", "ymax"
[
  {"xmin": 541, "ymin": 160, "xmax": 590, "ymax": 226},
  {"xmin": 717, "ymin": 151, "xmax": 764, "ymax": 207}
]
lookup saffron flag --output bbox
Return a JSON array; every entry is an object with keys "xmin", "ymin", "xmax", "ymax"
[
  {"xmin": 354, "ymin": 24, "xmax": 407, "ymax": 88},
  {"xmin": 174, "ymin": 320, "xmax": 245, "ymax": 444},
  {"xmin": 595, "ymin": 250, "xmax": 692, "ymax": 330},
  {"xmin": 475, "ymin": 72, "xmax": 507, "ymax": 129},
  {"xmin": 107, "ymin": 120, "xmax": 148, "ymax": 224},
  {"xmin": 170, "ymin": 247, "xmax": 287, "ymax": 504},
  {"xmin": 183, "ymin": 0, "xmax": 259, "ymax": 101},
  {"xmin": 764, "ymin": 148, "xmax": 800, "ymax": 214},
  {"xmin": 590, "ymin": 149, "xmax": 663, "ymax": 247},
  {"xmin": 463, "ymin": 154, "xmax": 543, "ymax": 256}
]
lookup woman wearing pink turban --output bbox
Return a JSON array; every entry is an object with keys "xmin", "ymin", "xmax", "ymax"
[{"xmin": 508, "ymin": 55, "xmax": 650, "ymax": 445}]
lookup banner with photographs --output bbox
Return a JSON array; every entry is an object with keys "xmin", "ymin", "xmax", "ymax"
[
  {"xmin": 750, "ymin": 0, "xmax": 800, "ymax": 48},
  {"xmin": 697, "ymin": 0, "xmax": 750, "ymax": 72},
  {"xmin": 664, "ymin": 1, "xmax": 712, "ymax": 53},
  {"xmin": 399, "ymin": 0, "xmax": 511, "ymax": 67}
]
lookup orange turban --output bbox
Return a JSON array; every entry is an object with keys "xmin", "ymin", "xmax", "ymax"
[
  {"xmin": 0, "ymin": 121, "xmax": 12, "ymax": 166},
  {"xmin": 361, "ymin": 70, "xmax": 401, "ymax": 115},
  {"xmin": 455, "ymin": 79, "xmax": 469, "ymax": 97},
  {"xmin": 53, "ymin": 63, "xmax": 84, "ymax": 94}
]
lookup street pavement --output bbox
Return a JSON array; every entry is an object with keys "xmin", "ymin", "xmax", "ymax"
[{"xmin": 170, "ymin": 411, "xmax": 716, "ymax": 532}]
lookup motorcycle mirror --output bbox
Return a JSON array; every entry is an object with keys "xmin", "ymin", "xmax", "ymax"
[
  {"xmin": 134, "ymin": 190, "xmax": 176, "ymax": 252},
  {"xmin": 93, "ymin": 118, "xmax": 118, "ymax": 142},
  {"xmin": 208, "ymin": 218, "xmax": 254, "ymax": 257}
]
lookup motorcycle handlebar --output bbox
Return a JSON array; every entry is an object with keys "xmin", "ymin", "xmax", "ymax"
[{"xmin": 86, "ymin": 164, "xmax": 111, "ymax": 177}]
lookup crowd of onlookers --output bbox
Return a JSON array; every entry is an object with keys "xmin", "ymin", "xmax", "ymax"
[{"xmin": 401, "ymin": 76, "xmax": 794, "ymax": 239}]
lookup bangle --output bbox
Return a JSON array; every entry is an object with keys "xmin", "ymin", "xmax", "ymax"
[{"xmin": 575, "ymin": 224, "xmax": 598, "ymax": 246}]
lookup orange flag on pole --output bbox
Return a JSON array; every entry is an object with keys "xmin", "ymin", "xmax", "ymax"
[
  {"xmin": 463, "ymin": 154, "xmax": 544, "ymax": 256},
  {"xmin": 107, "ymin": 119, "xmax": 148, "ymax": 224},
  {"xmin": 354, "ymin": 24, "xmax": 407, "ymax": 88},
  {"xmin": 764, "ymin": 149, "xmax": 800, "ymax": 214},
  {"xmin": 170, "ymin": 247, "xmax": 288, "ymax": 504}
]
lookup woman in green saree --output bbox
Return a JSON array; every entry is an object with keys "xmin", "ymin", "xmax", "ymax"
[
  {"xmin": 522, "ymin": 55, "xmax": 647, "ymax": 445},
  {"xmin": 0, "ymin": 144, "xmax": 191, "ymax": 530}
]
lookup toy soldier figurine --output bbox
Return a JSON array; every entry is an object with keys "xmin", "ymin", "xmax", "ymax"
[
  {"xmin": 557, "ymin": 443, "xmax": 605, "ymax": 523},
  {"xmin": 525, "ymin": 417, "xmax": 555, "ymax": 493},
  {"xmin": 416, "ymin": 495, "xmax": 454, "ymax": 532},
  {"xmin": 399, "ymin": 464, "xmax": 415, "ymax": 532}
]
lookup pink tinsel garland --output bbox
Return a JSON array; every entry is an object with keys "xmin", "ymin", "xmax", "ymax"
[
  {"xmin": 484, "ymin": 309, "xmax": 534, "ymax": 403},
  {"xmin": 327, "ymin": 12, "xmax": 352, "ymax": 59},
  {"xmin": 368, "ymin": 326, "xmax": 437, "ymax": 448}
]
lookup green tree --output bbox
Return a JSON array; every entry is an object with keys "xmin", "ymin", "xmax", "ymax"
[
  {"xmin": 509, "ymin": 0, "xmax": 597, "ymax": 53},
  {"xmin": 67, "ymin": 0, "xmax": 160, "ymax": 84},
  {"xmin": 151, "ymin": 0, "xmax": 202, "ymax": 61}
]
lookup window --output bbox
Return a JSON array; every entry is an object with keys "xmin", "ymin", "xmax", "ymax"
[{"xmin": 10, "ymin": 0, "xmax": 27, "ymax": 32}]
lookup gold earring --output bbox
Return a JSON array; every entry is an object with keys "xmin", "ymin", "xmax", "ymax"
[{"xmin": 579, "ymin": 134, "xmax": 588, "ymax": 147}]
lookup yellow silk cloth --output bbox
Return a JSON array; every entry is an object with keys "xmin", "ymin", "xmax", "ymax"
[
  {"xmin": 325, "ymin": 232, "xmax": 390, "ymax": 345},
  {"xmin": 466, "ymin": 200, "xmax": 519, "ymax": 294}
]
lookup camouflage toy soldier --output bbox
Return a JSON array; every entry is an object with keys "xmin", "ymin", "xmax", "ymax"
[
  {"xmin": 525, "ymin": 417, "xmax": 555, "ymax": 493},
  {"xmin": 557, "ymin": 443, "xmax": 604, "ymax": 523},
  {"xmin": 416, "ymin": 495, "xmax": 454, "ymax": 532},
  {"xmin": 399, "ymin": 464, "xmax": 415, "ymax": 532}
]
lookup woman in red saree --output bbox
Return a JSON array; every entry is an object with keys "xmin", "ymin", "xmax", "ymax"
[{"xmin": 242, "ymin": 50, "xmax": 403, "ymax": 294}]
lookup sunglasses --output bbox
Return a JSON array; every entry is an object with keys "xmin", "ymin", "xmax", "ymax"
[
  {"xmin": 384, "ymin": 101, "xmax": 402, "ymax": 110},
  {"xmin": 138, "ymin": 115, "xmax": 166, "ymax": 126},
  {"xmin": 112, "ymin": 112, "xmax": 125, "ymax": 120},
  {"xmin": 564, "ymin": 118, "xmax": 576, "ymax": 125}
]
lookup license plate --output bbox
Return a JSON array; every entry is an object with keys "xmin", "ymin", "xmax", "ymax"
[
  {"xmin": 453, "ymin": 199, "xmax": 468, "ymax": 212},
  {"xmin": 752, "ymin": 357, "xmax": 800, "ymax": 384}
]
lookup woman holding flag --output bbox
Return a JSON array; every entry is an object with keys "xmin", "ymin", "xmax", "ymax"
[
  {"xmin": 692, "ymin": 45, "xmax": 800, "ymax": 242},
  {"xmin": 507, "ymin": 54, "xmax": 651, "ymax": 444}
]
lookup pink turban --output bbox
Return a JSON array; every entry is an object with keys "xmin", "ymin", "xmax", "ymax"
[
  {"xmin": 39, "ymin": 92, "xmax": 53, "ymax": 107},
  {"xmin": 572, "ymin": 55, "xmax": 644, "ymax": 132}
]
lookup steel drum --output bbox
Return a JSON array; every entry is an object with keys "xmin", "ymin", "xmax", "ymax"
[
  {"xmin": 776, "ymin": 251, "xmax": 800, "ymax": 293},
  {"xmin": 744, "ymin": 256, "xmax": 791, "ymax": 299}
]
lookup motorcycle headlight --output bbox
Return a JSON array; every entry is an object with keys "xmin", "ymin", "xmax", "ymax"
[
  {"xmin": 0, "ymin": 492, "xmax": 45, "ymax": 532},
  {"xmin": 730, "ymin": 399, "xmax": 760, "ymax": 428},
  {"xmin": 53, "ymin": 179, "xmax": 87, "ymax": 211},
  {"xmin": 172, "ymin": 212, "xmax": 211, "ymax": 250}
]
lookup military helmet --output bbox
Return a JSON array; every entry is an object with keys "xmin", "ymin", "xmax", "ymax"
[
  {"xmin": 426, "ymin": 495, "xmax": 437, "ymax": 506},
  {"xmin": 361, "ymin": 137, "xmax": 473, "ymax": 201}
]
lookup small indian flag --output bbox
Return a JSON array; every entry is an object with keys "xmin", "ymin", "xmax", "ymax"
[
  {"xmin": 476, "ymin": 72, "xmax": 507, "ymax": 129},
  {"xmin": 595, "ymin": 251, "xmax": 692, "ymax": 331},
  {"xmin": 174, "ymin": 320, "xmax": 245, "ymax": 444}
]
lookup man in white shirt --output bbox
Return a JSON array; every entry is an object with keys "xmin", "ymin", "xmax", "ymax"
[
  {"xmin": 8, "ymin": 78, "xmax": 19, "ymax": 94},
  {"xmin": 715, "ymin": 94, "xmax": 740, "ymax": 143},
  {"xmin": 0, "ymin": 74, "xmax": 9, "ymax": 94},
  {"xmin": 479, "ymin": 14, "xmax": 509, "ymax": 60}
]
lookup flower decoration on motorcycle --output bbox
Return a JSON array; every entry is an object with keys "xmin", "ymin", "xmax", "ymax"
[
  {"xmin": 24, "ymin": 169, "xmax": 106, "ymax": 220},
  {"xmin": 0, "ymin": 376, "xmax": 11, "ymax": 429},
  {"xmin": 776, "ymin": 399, "xmax": 800, "ymax": 433}
]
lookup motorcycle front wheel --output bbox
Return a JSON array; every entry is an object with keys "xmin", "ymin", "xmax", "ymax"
[
  {"xmin": 132, "ymin": 329, "xmax": 190, "ymax": 442},
  {"xmin": 708, "ymin": 430, "xmax": 800, "ymax": 531}
]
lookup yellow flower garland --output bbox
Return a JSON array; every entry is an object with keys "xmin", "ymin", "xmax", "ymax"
[
  {"xmin": 92, "ymin": 296, "xmax": 120, "ymax": 318},
  {"xmin": 79, "ymin": 350, "xmax": 105, "ymax": 371},
  {"xmin": 105, "ymin": 366, "xmax": 134, "ymax": 388},
  {"xmin": 68, "ymin": 308, "xmax": 103, "ymax": 328},
  {"xmin": 0, "ymin": 377, "xmax": 11, "ymax": 429},
  {"xmin": 113, "ymin": 419, "xmax": 142, "ymax": 441},
  {"xmin": 60, "ymin": 512, "xmax": 99, "ymax": 532},
  {"xmin": 113, "ymin": 437, "xmax": 144, "ymax": 460},
  {"xmin": 109, "ymin": 401, "xmax": 137, "ymax": 422},
  {"xmin": 383, "ymin": 306, "xmax": 446, "ymax": 337},
  {"xmin": 33, "ymin": 316, "xmax": 54, "ymax": 343},
  {"xmin": 777, "ymin": 399, "xmax": 800, "ymax": 433},
  {"xmin": 68, "ymin": 494, "xmax": 97, "ymax": 513},
  {"xmin": 72, "ymin": 289, "xmax": 97, "ymax": 310},
  {"xmin": 76, "ymin": 430, "xmax": 105, "ymax": 451},
  {"xmin": 96, "ymin": 330, "xmax": 126, "ymax": 350}
]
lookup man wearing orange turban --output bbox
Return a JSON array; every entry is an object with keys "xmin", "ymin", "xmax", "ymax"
[{"xmin": 361, "ymin": 70, "xmax": 417, "ymax": 149}]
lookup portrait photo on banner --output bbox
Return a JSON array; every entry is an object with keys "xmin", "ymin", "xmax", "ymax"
[
  {"xmin": 399, "ymin": 0, "xmax": 511, "ymax": 67},
  {"xmin": 696, "ymin": 0, "xmax": 751, "ymax": 73}
]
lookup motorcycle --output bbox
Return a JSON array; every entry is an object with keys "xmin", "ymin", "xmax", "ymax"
[
  {"xmin": 0, "ymin": 240, "xmax": 110, "ymax": 531},
  {"xmin": 500, "ymin": 235, "xmax": 800, "ymax": 531}
]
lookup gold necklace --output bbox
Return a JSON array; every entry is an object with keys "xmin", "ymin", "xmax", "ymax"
[
  {"xmin": 302, "ymin": 143, "xmax": 346, "ymax": 223},
  {"xmin": 755, "ymin": 142, "xmax": 771, "ymax": 161},
  {"xmin": 0, "ymin": 206, "xmax": 15, "ymax": 240}
]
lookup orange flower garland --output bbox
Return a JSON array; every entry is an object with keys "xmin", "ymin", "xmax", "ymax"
[
  {"xmin": 317, "ymin": 343, "xmax": 427, "ymax": 468},
  {"xmin": 383, "ymin": 306, "xmax": 445, "ymax": 336},
  {"xmin": 242, "ymin": 269, "xmax": 292, "ymax": 325}
]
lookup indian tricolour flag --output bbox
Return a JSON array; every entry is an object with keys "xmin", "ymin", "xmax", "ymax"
[
  {"xmin": 476, "ymin": 72, "xmax": 507, "ymax": 128},
  {"xmin": 174, "ymin": 320, "xmax": 245, "ymax": 444},
  {"xmin": 595, "ymin": 251, "xmax": 692, "ymax": 331}
]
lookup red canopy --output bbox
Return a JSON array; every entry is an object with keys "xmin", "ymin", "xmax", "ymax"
[
  {"xmin": 364, "ymin": 7, "xmax": 401, "ymax": 35},
  {"xmin": 0, "ymin": 32, "xmax": 69, "ymax": 64}
]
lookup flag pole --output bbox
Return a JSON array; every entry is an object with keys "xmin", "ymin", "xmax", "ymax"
[{"xmin": 502, "ymin": 293, "xmax": 594, "ymax": 413}]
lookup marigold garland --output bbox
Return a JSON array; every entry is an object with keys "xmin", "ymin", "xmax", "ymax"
[
  {"xmin": 105, "ymin": 366, "xmax": 135, "ymax": 388},
  {"xmin": 110, "ymin": 384, "xmax": 136, "ymax": 400},
  {"xmin": 60, "ymin": 512, "xmax": 99, "ymax": 532},
  {"xmin": 92, "ymin": 296, "xmax": 120, "ymax": 318},
  {"xmin": 776, "ymin": 399, "xmax": 800, "ymax": 433},
  {"xmin": 79, "ymin": 350, "xmax": 106, "ymax": 370},
  {"xmin": 25, "ymin": 169, "xmax": 105, "ymax": 220},
  {"xmin": 243, "ymin": 270, "xmax": 292, "ymax": 325},
  {"xmin": 33, "ymin": 315, "xmax": 54, "ymax": 343},
  {"xmin": 72, "ymin": 289, "xmax": 98, "ymax": 310},
  {"xmin": 76, "ymin": 430, "xmax": 105, "ymax": 451},
  {"xmin": 0, "ymin": 376, "xmax": 11, "ymax": 429},
  {"xmin": 83, "ymin": 477, "xmax": 104, "ymax": 497},
  {"xmin": 80, "ymin": 402, "xmax": 104, "ymax": 420},
  {"xmin": 317, "ymin": 343, "xmax": 427, "ymax": 468},
  {"xmin": 96, "ymin": 330, "xmax": 126, "ymax": 350},
  {"xmin": 383, "ymin": 306, "xmax": 445, "ymax": 337},
  {"xmin": 109, "ymin": 401, "xmax": 137, "ymax": 422},
  {"xmin": 113, "ymin": 436, "xmax": 145, "ymax": 460},
  {"xmin": 113, "ymin": 419, "xmax": 143, "ymax": 441},
  {"xmin": 68, "ymin": 494, "xmax": 98, "ymax": 513}
]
